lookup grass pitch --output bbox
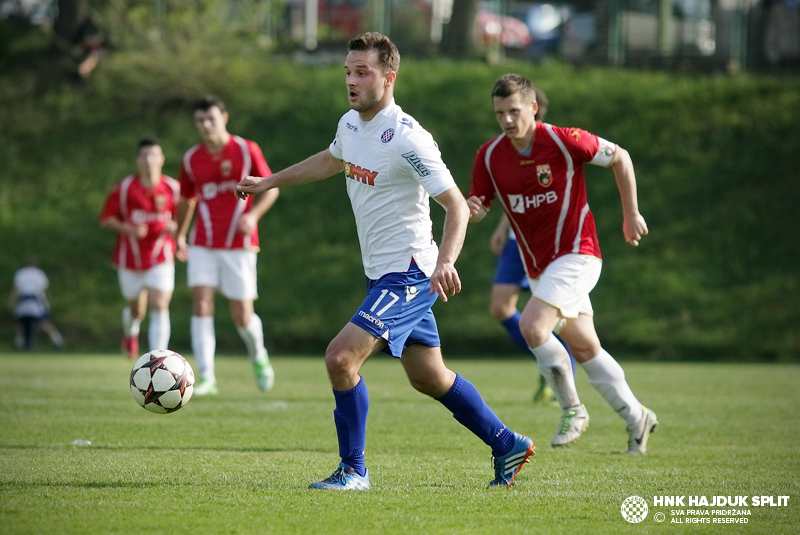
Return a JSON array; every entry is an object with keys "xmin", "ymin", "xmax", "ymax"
[{"xmin": 0, "ymin": 354, "xmax": 797, "ymax": 534}]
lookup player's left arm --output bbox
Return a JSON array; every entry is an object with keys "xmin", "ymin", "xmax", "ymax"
[
  {"xmin": 430, "ymin": 186, "xmax": 469, "ymax": 302},
  {"xmin": 610, "ymin": 146, "xmax": 648, "ymax": 246}
]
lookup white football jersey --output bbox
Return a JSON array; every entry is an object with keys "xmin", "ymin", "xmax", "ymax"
[{"xmin": 329, "ymin": 99, "xmax": 457, "ymax": 280}]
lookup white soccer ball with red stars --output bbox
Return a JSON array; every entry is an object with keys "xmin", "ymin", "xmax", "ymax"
[{"xmin": 129, "ymin": 349, "xmax": 195, "ymax": 414}]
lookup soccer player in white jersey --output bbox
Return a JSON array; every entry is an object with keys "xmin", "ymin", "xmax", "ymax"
[
  {"xmin": 236, "ymin": 32, "xmax": 535, "ymax": 489},
  {"xmin": 467, "ymin": 73, "xmax": 658, "ymax": 455},
  {"xmin": 100, "ymin": 138, "xmax": 179, "ymax": 358}
]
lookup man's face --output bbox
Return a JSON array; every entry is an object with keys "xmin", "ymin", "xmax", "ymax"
[
  {"xmin": 344, "ymin": 50, "xmax": 394, "ymax": 116},
  {"xmin": 137, "ymin": 145, "xmax": 165, "ymax": 177},
  {"xmin": 193, "ymin": 106, "xmax": 228, "ymax": 145},
  {"xmin": 493, "ymin": 92, "xmax": 538, "ymax": 142}
]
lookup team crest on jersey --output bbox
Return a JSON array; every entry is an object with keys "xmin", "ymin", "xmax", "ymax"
[
  {"xmin": 221, "ymin": 159, "xmax": 233, "ymax": 177},
  {"xmin": 344, "ymin": 161, "xmax": 378, "ymax": 186},
  {"xmin": 536, "ymin": 164, "xmax": 554, "ymax": 187},
  {"xmin": 381, "ymin": 129, "xmax": 395, "ymax": 143},
  {"xmin": 154, "ymin": 195, "xmax": 167, "ymax": 211}
]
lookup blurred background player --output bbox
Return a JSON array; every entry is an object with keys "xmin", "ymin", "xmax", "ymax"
[
  {"xmin": 486, "ymin": 87, "xmax": 576, "ymax": 404},
  {"xmin": 236, "ymin": 32, "xmax": 534, "ymax": 490},
  {"xmin": 100, "ymin": 137, "xmax": 179, "ymax": 358},
  {"xmin": 8, "ymin": 256, "xmax": 65, "ymax": 351},
  {"xmin": 175, "ymin": 95, "xmax": 279, "ymax": 396},
  {"xmin": 467, "ymin": 73, "xmax": 658, "ymax": 455}
]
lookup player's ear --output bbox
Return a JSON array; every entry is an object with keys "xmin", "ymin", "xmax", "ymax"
[
  {"xmin": 532, "ymin": 100, "xmax": 539, "ymax": 117},
  {"xmin": 222, "ymin": 111, "xmax": 229, "ymax": 125},
  {"xmin": 385, "ymin": 71, "xmax": 397, "ymax": 87}
]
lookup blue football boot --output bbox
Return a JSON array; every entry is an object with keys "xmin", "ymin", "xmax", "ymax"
[
  {"xmin": 489, "ymin": 432, "xmax": 535, "ymax": 487},
  {"xmin": 309, "ymin": 462, "xmax": 370, "ymax": 490}
]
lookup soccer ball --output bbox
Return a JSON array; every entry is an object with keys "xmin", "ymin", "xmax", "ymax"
[{"xmin": 129, "ymin": 349, "xmax": 194, "ymax": 414}]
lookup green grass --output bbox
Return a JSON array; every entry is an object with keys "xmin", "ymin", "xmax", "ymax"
[{"xmin": 1, "ymin": 354, "xmax": 797, "ymax": 534}]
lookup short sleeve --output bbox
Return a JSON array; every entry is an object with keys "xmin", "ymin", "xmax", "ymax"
[
  {"xmin": 468, "ymin": 144, "xmax": 496, "ymax": 208},
  {"xmin": 249, "ymin": 141, "xmax": 272, "ymax": 178},
  {"xmin": 329, "ymin": 119, "xmax": 344, "ymax": 160},
  {"xmin": 179, "ymin": 159, "xmax": 195, "ymax": 200},
  {"xmin": 589, "ymin": 137, "xmax": 618, "ymax": 168},
  {"xmin": 99, "ymin": 184, "xmax": 121, "ymax": 222},
  {"xmin": 396, "ymin": 133, "xmax": 456, "ymax": 198}
]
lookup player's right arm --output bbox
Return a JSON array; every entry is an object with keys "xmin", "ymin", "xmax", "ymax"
[
  {"xmin": 100, "ymin": 216, "xmax": 148, "ymax": 239},
  {"xmin": 235, "ymin": 149, "xmax": 342, "ymax": 200},
  {"xmin": 466, "ymin": 144, "xmax": 493, "ymax": 224}
]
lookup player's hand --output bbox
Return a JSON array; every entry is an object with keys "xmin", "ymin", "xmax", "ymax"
[
  {"xmin": 235, "ymin": 176, "xmax": 269, "ymax": 200},
  {"xmin": 623, "ymin": 213, "xmax": 648, "ymax": 246},
  {"xmin": 489, "ymin": 224, "xmax": 508, "ymax": 256},
  {"xmin": 466, "ymin": 195, "xmax": 488, "ymax": 221},
  {"xmin": 237, "ymin": 212, "xmax": 257, "ymax": 236},
  {"xmin": 175, "ymin": 235, "xmax": 189, "ymax": 262},
  {"xmin": 430, "ymin": 262, "xmax": 461, "ymax": 303},
  {"xmin": 129, "ymin": 223, "xmax": 148, "ymax": 239}
]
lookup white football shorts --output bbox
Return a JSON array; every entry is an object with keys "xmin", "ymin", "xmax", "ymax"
[
  {"xmin": 527, "ymin": 254, "xmax": 602, "ymax": 319},
  {"xmin": 187, "ymin": 246, "xmax": 258, "ymax": 300},
  {"xmin": 118, "ymin": 263, "xmax": 175, "ymax": 301}
]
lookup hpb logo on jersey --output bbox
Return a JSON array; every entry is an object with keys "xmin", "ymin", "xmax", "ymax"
[
  {"xmin": 344, "ymin": 161, "xmax": 378, "ymax": 186},
  {"xmin": 621, "ymin": 496, "xmax": 648, "ymax": 523},
  {"xmin": 536, "ymin": 164, "xmax": 553, "ymax": 187}
]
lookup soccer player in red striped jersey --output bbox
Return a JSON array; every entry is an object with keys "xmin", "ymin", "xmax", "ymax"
[
  {"xmin": 467, "ymin": 74, "xmax": 659, "ymax": 455},
  {"xmin": 100, "ymin": 138, "xmax": 179, "ymax": 359},
  {"xmin": 174, "ymin": 96, "xmax": 279, "ymax": 396}
]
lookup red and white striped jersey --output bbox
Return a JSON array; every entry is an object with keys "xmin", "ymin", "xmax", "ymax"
[
  {"xmin": 179, "ymin": 136, "xmax": 271, "ymax": 250},
  {"xmin": 100, "ymin": 175, "xmax": 180, "ymax": 271},
  {"xmin": 469, "ymin": 122, "xmax": 617, "ymax": 279}
]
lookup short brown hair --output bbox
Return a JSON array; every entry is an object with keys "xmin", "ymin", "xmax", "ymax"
[
  {"xmin": 348, "ymin": 32, "xmax": 400, "ymax": 74},
  {"xmin": 492, "ymin": 74, "xmax": 537, "ymax": 104},
  {"xmin": 194, "ymin": 95, "xmax": 226, "ymax": 114}
]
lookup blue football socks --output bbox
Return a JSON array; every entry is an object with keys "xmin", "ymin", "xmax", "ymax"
[
  {"xmin": 333, "ymin": 377, "xmax": 369, "ymax": 477},
  {"xmin": 437, "ymin": 374, "xmax": 514, "ymax": 457}
]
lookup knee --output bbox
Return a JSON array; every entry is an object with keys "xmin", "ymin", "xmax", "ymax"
[
  {"xmin": 519, "ymin": 318, "xmax": 550, "ymax": 348},
  {"xmin": 489, "ymin": 301, "xmax": 514, "ymax": 322},
  {"xmin": 324, "ymin": 342, "xmax": 354, "ymax": 376}
]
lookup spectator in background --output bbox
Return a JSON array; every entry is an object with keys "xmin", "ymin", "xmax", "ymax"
[
  {"xmin": 100, "ymin": 137, "xmax": 180, "ymax": 359},
  {"xmin": 8, "ymin": 256, "xmax": 65, "ymax": 350}
]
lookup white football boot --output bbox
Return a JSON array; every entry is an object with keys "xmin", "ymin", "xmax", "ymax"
[
  {"xmin": 626, "ymin": 406, "xmax": 658, "ymax": 455},
  {"xmin": 551, "ymin": 404, "xmax": 590, "ymax": 447}
]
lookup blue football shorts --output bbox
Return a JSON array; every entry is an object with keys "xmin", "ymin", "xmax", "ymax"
[
  {"xmin": 493, "ymin": 238, "xmax": 530, "ymax": 289},
  {"xmin": 350, "ymin": 262, "xmax": 441, "ymax": 359}
]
